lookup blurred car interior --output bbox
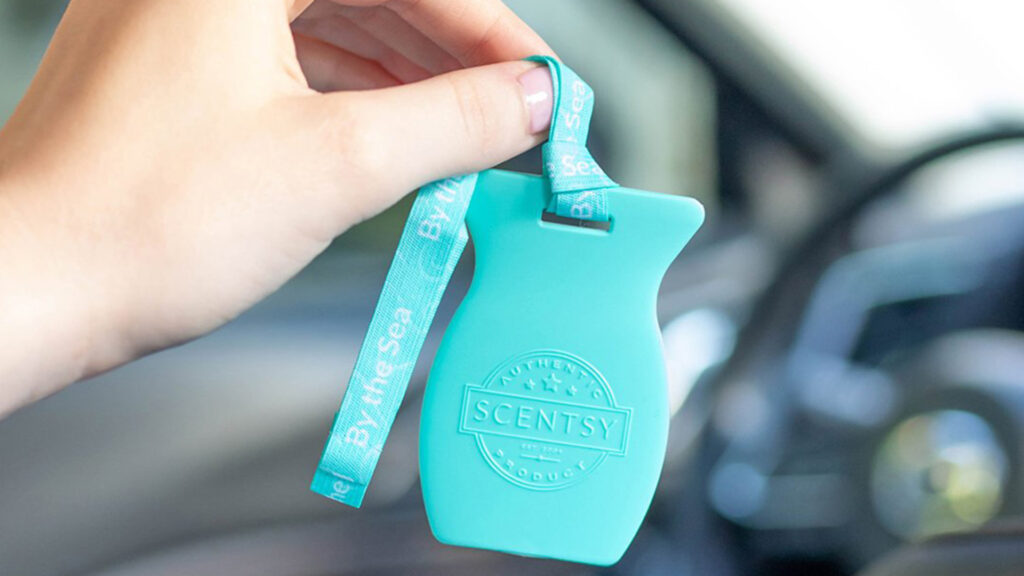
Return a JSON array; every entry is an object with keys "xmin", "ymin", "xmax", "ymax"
[{"xmin": 3, "ymin": 1, "xmax": 1024, "ymax": 575}]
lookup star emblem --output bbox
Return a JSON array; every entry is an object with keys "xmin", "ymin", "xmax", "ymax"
[
  {"xmin": 524, "ymin": 378, "xmax": 537, "ymax": 390},
  {"xmin": 543, "ymin": 373, "xmax": 561, "ymax": 392},
  {"xmin": 567, "ymin": 385, "xmax": 578, "ymax": 396}
]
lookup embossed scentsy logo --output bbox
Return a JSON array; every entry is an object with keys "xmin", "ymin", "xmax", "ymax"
[{"xmin": 459, "ymin": 350, "xmax": 631, "ymax": 490}]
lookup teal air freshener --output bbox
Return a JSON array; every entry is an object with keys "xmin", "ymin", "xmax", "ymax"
[
  {"xmin": 421, "ymin": 170, "xmax": 702, "ymax": 565},
  {"xmin": 311, "ymin": 56, "xmax": 704, "ymax": 566}
]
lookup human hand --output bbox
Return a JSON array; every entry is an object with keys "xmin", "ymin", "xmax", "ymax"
[{"xmin": 0, "ymin": 0, "xmax": 555, "ymax": 416}]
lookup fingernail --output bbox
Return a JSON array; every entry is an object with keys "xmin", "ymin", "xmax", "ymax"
[{"xmin": 518, "ymin": 66, "xmax": 553, "ymax": 134}]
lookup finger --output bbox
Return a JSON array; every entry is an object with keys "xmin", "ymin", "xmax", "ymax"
[
  {"xmin": 294, "ymin": 32, "xmax": 400, "ymax": 91},
  {"xmin": 285, "ymin": 0, "xmax": 318, "ymax": 20},
  {"xmin": 292, "ymin": 10, "xmax": 433, "ymax": 83},
  {"xmin": 286, "ymin": 0, "xmax": 387, "ymax": 20},
  {"xmin": 387, "ymin": 0, "xmax": 555, "ymax": 66},
  {"xmin": 326, "ymin": 4, "xmax": 462, "ymax": 74},
  {"xmin": 308, "ymin": 60, "xmax": 553, "ymax": 218}
]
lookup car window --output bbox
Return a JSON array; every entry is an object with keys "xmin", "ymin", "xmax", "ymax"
[{"xmin": 718, "ymin": 0, "xmax": 1024, "ymax": 149}]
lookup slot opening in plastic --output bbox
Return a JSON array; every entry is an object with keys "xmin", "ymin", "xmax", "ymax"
[{"xmin": 540, "ymin": 211, "xmax": 613, "ymax": 232}]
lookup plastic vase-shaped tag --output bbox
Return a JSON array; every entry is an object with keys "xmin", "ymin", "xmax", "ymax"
[{"xmin": 420, "ymin": 169, "xmax": 704, "ymax": 565}]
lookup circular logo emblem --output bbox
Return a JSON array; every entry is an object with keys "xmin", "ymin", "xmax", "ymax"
[{"xmin": 459, "ymin": 350, "xmax": 631, "ymax": 490}]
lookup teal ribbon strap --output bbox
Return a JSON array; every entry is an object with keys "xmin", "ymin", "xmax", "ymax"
[
  {"xmin": 527, "ymin": 55, "xmax": 617, "ymax": 222},
  {"xmin": 310, "ymin": 174, "xmax": 476, "ymax": 506},
  {"xmin": 312, "ymin": 57, "xmax": 613, "ymax": 507}
]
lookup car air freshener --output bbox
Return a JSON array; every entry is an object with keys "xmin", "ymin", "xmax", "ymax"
[
  {"xmin": 421, "ymin": 170, "xmax": 702, "ymax": 564},
  {"xmin": 311, "ymin": 56, "xmax": 704, "ymax": 566}
]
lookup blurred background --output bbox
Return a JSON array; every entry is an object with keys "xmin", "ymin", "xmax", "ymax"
[{"xmin": 3, "ymin": 1, "xmax": 1024, "ymax": 575}]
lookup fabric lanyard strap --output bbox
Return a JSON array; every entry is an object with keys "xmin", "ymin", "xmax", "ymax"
[
  {"xmin": 529, "ymin": 55, "xmax": 617, "ymax": 221},
  {"xmin": 311, "ymin": 56, "xmax": 617, "ymax": 507}
]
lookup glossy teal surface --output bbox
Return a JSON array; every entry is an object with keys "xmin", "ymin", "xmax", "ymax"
[{"xmin": 420, "ymin": 169, "xmax": 704, "ymax": 565}]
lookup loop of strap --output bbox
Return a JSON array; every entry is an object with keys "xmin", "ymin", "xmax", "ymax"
[
  {"xmin": 527, "ymin": 55, "xmax": 617, "ymax": 221},
  {"xmin": 311, "ymin": 57, "xmax": 615, "ymax": 507}
]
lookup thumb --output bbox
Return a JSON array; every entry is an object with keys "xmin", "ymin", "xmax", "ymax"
[{"xmin": 310, "ymin": 60, "xmax": 553, "ymax": 214}]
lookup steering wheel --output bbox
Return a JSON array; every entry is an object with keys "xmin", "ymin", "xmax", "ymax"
[
  {"xmin": 730, "ymin": 125, "xmax": 1024, "ymax": 373},
  {"xmin": 699, "ymin": 125, "xmax": 1024, "ymax": 575}
]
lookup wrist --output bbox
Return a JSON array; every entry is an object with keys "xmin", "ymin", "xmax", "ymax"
[{"xmin": 0, "ymin": 173, "xmax": 105, "ymax": 417}]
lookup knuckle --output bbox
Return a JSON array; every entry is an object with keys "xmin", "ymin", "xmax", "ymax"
[
  {"xmin": 307, "ymin": 96, "xmax": 391, "ymax": 222},
  {"xmin": 460, "ymin": 12, "xmax": 506, "ymax": 63},
  {"xmin": 444, "ymin": 74, "xmax": 499, "ymax": 156},
  {"xmin": 325, "ymin": 99, "xmax": 388, "ymax": 178}
]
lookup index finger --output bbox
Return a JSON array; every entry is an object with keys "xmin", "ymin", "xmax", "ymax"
[{"xmin": 385, "ymin": 0, "xmax": 556, "ymax": 66}]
